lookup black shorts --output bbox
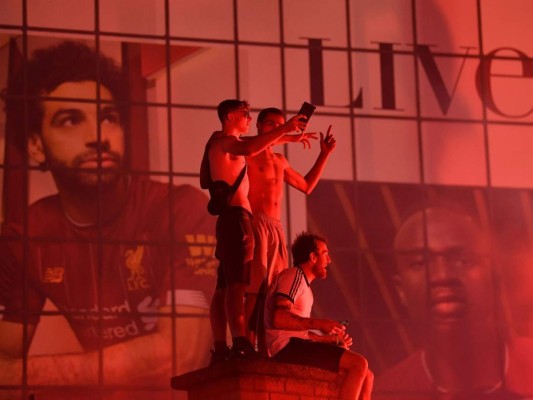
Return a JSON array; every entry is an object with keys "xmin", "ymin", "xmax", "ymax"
[
  {"xmin": 215, "ymin": 206, "xmax": 254, "ymax": 289},
  {"xmin": 274, "ymin": 337, "xmax": 344, "ymax": 373}
]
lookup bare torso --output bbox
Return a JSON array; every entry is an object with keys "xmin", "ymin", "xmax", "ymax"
[
  {"xmin": 208, "ymin": 132, "xmax": 251, "ymax": 213},
  {"xmin": 246, "ymin": 149, "xmax": 288, "ymax": 220}
]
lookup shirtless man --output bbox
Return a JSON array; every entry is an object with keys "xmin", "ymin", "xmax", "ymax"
[
  {"xmin": 200, "ymin": 100, "xmax": 306, "ymax": 360},
  {"xmin": 245, "ymin": 107, "xmax": 336, "ymax": 352}
]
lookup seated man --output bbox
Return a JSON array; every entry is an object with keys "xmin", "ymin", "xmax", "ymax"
[{"xmin": 264, "ymin": 232, "xmax": 373, "ymax": 400}]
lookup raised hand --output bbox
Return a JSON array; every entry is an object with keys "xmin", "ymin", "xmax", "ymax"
[
  {"xmin": 285, "ymin": 114, "xmax": 308, "ymax": 133},
  {"xmin": 320, "ymin": 125, "xmax": 336, "ymax": 155},
  {"xmin": 296, "ymin": 131, "xmax": 318, "ymax": 149}
]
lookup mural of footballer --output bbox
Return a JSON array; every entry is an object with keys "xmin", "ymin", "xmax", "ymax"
[{"xmin": 0, "ymin": 40, "xmax": 217, "ymax": 400}]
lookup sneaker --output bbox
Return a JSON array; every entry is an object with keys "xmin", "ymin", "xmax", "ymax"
[
  {"xmin": 230, "ymin": 340, "xmax": 261, "ymax": 359},
  {"xmin": 209, "ymin": 347, "xmax": 230, "ymax": 365}
]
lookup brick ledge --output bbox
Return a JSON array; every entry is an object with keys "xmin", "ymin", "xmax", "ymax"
[{"xmin": 171, "ymin": 358, "xmax": 343, "ymax": 399}]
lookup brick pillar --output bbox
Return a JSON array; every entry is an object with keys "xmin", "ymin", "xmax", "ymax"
[{"xmin": 171, "ymin": 358, "xmax": 344, "ymax": 400}]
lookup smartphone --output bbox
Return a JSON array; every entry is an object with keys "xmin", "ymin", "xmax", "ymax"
[{"xmin": 297, "ymin": 101, "xmax": 316, "ymax": 122}]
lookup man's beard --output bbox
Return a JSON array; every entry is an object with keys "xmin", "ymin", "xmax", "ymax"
[{"xmin": 47, "ymin": 151, "xmax": 125, "ymax": 195}]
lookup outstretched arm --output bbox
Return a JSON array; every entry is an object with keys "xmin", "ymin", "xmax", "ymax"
[
  {"xmin": 220, "ymin": 115, "xmax": 307, "ymax": 156},
  {"xmin": 284, "ymin": 125, "xmax": 336, "ymax": 194},
  {"xmin": 242, "ymin": 132, "xmax": 317, "ymax": 148},
  {"xmin": 276, "ymin": 131, "xmax": 318, "ymax": 149}
]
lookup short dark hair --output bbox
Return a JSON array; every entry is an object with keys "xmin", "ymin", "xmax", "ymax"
[
  {"xmin": 217, "ymin": 99, "xmax": 249, "ymax": 123},
  {"xmin": 291, "ymin": 231, "xmax": 327, "ymax": 266},
  {"xmin": 257, "ymin": 107, "xmax": 284, "ymax": 124},
  {"xmin": 6, "ymin": 40, "xmax": 128, "ymax": 152}
]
